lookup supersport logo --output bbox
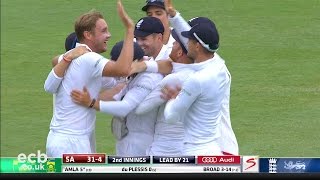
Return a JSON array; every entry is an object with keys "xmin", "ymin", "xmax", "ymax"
[{"xmin": 245, "ymin": 157, "xmax": 257, "ymax": 170}]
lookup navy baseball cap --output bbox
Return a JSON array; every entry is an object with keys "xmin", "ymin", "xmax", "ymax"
[
  {"xmin": 141, "ymin": 0, "xmax": 165, "ymax": 11},
  {"xmin": 188, "ymin": 17, "xmax": 215, "ymax": 27},
  {"xmin": 65, "ymin": 32, "xmax": 78, "ymax": 51},
  {"xmin": 181, "ymin": 22, "xmax": 219, "ymax": 52},
  {"xmin": 110, "ymin": 41, "xmax": 145, "ymax": 61},
  {"xmin": 134, "ymin": 16, "xmax": 164, "ymax": 37},
  {"xmin": 171, "ymin": 29, "xmax": 188, "ymax": 54}
]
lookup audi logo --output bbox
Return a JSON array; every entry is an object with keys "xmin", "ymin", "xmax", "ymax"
[{"xmin": 201, "ymin": 157, "xmax": 217, "ymax": 163}]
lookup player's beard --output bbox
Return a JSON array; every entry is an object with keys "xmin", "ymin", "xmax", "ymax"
[
  {"xmin": 101, "ymin": 40, "xmax": 108, "ymax": 52},
  {"xmin": 96, "ymin": 41, "xmax": 107, "ymax": 54},
  {"xmin": 169, "ymin": 52, "xmax": 175, "ymax": 62}
]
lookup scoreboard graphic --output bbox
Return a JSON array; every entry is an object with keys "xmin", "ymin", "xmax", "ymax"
[{"xmin": 1, "ymin": 155, "xmax": 320, "ymax": 173}]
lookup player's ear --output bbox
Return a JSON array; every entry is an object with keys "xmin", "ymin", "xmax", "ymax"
[
  {"xmin": 159, "ymin": 33, "xmax": 163, "ymax": 41},
  {"xmin": 195, "ymin": 41, "xmax": 202, "ymax": 52},
  {"xmin": 156, "ymin": 33, "xmax": 163, "ymax": 42},
  {"xmin": 178, "ymin": 46, "xmax": 184, "ymax": 57},
  {"xmin": 83, "ymin": 31, "xmax": 93, "ymax": 40}
]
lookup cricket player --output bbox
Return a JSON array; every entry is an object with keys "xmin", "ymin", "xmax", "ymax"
[
  {"xmin": 70, "ymin": 16, "xmax": 168, "ymax": 156},
  {"xmin": 142, "ymin": 0, "xmax": 175, "ymax": 52},
  {"xmin": 188, "ymin": 17, "xmax": 238, "ymax": 155},
  {"xmin": 43, "ymin": 0, "xmax": 135, "ymax": 157},
  {"xmin": 135, "ymin": 28, "xmax": 196, "ymax": 155},
  {"xmin": 165, "ymin": 0, "xmax": 238, "ymax": 155},
  {"xmin": 137, "ymin": 0, "xmax": 239, "ymax": 155},
  {"xmin": 161, "ymin": 21, "xmax": 228, "ymax": 155}
]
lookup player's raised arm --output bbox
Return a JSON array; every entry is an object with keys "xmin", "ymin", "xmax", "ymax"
[
  {"xmin": 117, "ymin": 0, "xmax": 134, "ymax": 31},
  {"xmin": 164, "ymin": 0, "xmax": 176, "ymax": 17},
  {"xmin": 102, "ymin": 0, "xmax": 134, "ymax": 77}
]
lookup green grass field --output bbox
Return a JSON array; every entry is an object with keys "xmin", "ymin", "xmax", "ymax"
[{"xmin": 1, "ymin": 0, "xmax": 320, "ymax": 158}]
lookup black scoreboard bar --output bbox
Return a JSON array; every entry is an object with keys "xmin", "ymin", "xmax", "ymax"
[
  {"xmin": 107, "ymin": 156, "xmax": 196, "ymax": 164},
  {"xmin": 153, "ymin": 156, "xmax": 196, "ymax": 164},
  {"xmin": 108, "ymin": 156, "xmax": 151, "ymax": 164}
]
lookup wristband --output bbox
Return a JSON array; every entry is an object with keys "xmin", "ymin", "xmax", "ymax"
[
  {"xmin": 89, "ymin": 99, "xmax": 96, "ymax": 108},
  {"xmin": 145, "ymin": 60, "xmax": 158, "ymax": 73},
  {"xmin": 63, "ymin": 54, "xmax": 72, "ymax": 62}
]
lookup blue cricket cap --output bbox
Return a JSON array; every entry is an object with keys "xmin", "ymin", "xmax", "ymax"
[
  {"xmin": 110, "ymin": 41, "xmax": 145, "ymax": 61},
  {"xmin": 64, "ymin": 32, "xmax": 78, "ymax": 51}
]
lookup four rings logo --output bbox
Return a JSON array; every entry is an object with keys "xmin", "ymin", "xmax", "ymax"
[
  {"xmin": 201, "ymin": 157, "xmax": 218, "ymax": 163},
  {"xmin": 242, "ymin": 156, "xmax": 259, "ymax": 173}
]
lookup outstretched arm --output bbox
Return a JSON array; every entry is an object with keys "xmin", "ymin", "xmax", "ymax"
[
  {"xmin": 71, "ymin": 76, "xmax": 155, "ymax": 118},
  {"xmin": 130, "ymin": 59, "xmax": 173, "ymax": 76}
]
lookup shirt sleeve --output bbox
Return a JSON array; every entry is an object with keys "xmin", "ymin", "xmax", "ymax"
[
  {"xmin": 101, "ymin": 77, "xmax": 117, "ymax": 90},
  {"xmin": 43, "ymin": 55, "xmax": 64, "ymax": 94},
  {"xmin": 135, "ymin": 83, "xmax": 164, "ymax": 115},
  {"xmin": 135, "ymin": 74, "xmax": 181, "ymax": 115},
  {"xmin": 99, "ymin": 74, "xmax": 155, "ymax": 118},
  {"xmin": 164, "ymin": 76, "xmax": 200, "ymax": 122},
  {"xmin": 169, "ymin": 11, "xmax": 191, "ymax": 51},
  {"xmin": 44, "ymin": 69, "xmax": 63, "ymax": 94},
  {"xmin": 113, "ymin": 87, "xmax": 127, "ymax": 101}
]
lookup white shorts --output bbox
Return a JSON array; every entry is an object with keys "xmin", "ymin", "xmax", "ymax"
[{"xmin": 46, "ymin": 130, "xmax": 96, "ymax": 158}]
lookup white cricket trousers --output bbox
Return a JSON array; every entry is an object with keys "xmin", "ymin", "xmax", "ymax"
[
  {"xmin": 116, "ymin": 132, "xmax": 153, "ymax": 156},
  {"xmin": 183, "ymin": 141, "xmax": 223, "ymax": 155},
  {"xmin": 46, "ymin": 129, "xmax": 96, "ymax": 158}
]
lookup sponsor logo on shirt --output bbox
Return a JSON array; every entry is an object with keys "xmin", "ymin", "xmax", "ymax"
[{"xmin": 94, "ymin": 57, "xmax": 103, "ymax": 68}]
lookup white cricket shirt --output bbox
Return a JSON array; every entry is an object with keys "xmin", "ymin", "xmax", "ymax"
[
  {"xmin": 49, "ymin": 51, "xmax": 108, "ymax": 135},
  {"xmin": 164, "ymin": 54, "xmax": 230, "ymax": 155}
]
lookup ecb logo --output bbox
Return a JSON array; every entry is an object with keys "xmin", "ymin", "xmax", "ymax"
[{"xmin": 17, "ymin": 150, "xmax": 48, "ymax": 163}]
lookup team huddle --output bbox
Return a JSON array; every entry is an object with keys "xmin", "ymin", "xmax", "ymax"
[{"xmin": 43, "ymin": 0, "xmax": 238, "ymax": 157}]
